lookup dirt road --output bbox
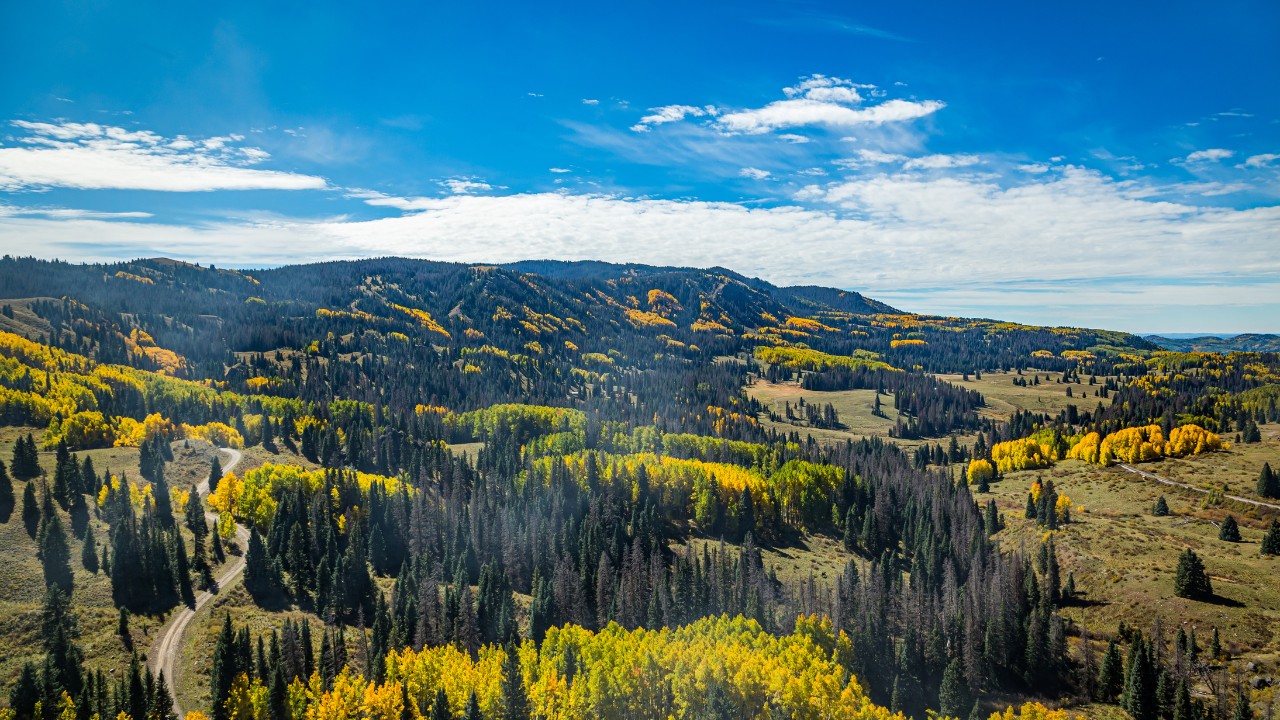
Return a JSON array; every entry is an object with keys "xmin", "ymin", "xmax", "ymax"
[
  {"xmin": 149, "ymin": 447, "xmax": 248, "ymax": 718},
  {"xmin": 1117, "ymin": 462, "xmax": 1280, "ymax": 511}
]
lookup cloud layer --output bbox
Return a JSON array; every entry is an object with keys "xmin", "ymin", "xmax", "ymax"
[{"xmin": 0, "ymin": 121, "xmax": 326, "ymax": 191}]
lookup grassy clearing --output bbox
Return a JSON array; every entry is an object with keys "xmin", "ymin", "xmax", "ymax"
[
  {"xmin": 936, "ymin": 370, "xmax": 1114, "ymax": 423},
  {"xmin": 1132, "ymin": 423, "xmax": 1280, "ymax": 505},
  {"xmin": 0, "ymin": 477, "xmax": 168, "ymax": 700},
  {"xmin": 746, "ymin": 377, "xmax": 904, "ymax": 444},
  {"xmin": 981, "ymin": 458, "xmax": 1280, "ymax": 662}
]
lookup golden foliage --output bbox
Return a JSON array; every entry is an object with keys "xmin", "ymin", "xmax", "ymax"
[
  {"xmin": 624, "ymin": 308, "xmax": 677, "ymax": 329},
  {"xmin": 784, "ymin": 316, "xmax": 837, "ymax": 333},
  {"xmin": 990, "ymin": 438, "xmax": 1054, "ymax": 473},
  {"xmin": 1068, "ymin": 423, "xmax": 1221, "ymax": 466},
  {"xmin": 889, "ymin": 338, "xmax": 927, "ymax": 349},
  {"xmin": 966, "ymin": 459, "xmax": 994, "ymax": 485}
]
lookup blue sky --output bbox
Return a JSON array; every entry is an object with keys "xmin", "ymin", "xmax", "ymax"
[{"xmin": 2, "ymin": 0, "xmax": 1278, "ymax": 333}]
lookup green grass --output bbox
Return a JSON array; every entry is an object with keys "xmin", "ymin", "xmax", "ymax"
[
  {"xmin": 936, "ymin": 370, "xmax": 1115, "ymax": 423},
  {"xmin": 982, "ymin": 458, "xmax": 1280, "ymax": 661},
  {"xmin": 746, "ymin": 377, "xmax": 904, "ymax": 444}
]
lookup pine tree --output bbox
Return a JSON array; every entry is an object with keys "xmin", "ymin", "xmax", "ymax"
[
  {"xmin": 8, "ymin": 662, "xmax": 40, "ymax": 718},
  {"xmin": 210, "ymin": 614, "xmax": 239, "ymax": 720},
  {"xmin": 12, "ymin": 434, "xmax": 42, "ymax": 480},
  {"xmin": 82, "ymin": 527, "xmax": 99, "ymax": 573},
  {"xmin": 1098, "ymin": 639, "xmax": 1124, "ymax": 701},
  {"xmin": 501, "ymin": 645, "xmax": 529, "ymax": 720},
  {"xmin": 22, "ymin": 480, "xmax": 40, "ymax": 537},
  {"xmin": 1209, "ymin": 628, "xmax": 1222, "ymax": 659},
  {"xmin": 1122, "ymin": 637, "xmax": 1157, "ymax": 720},
  {"xmin": 938, "ymin": 657, "xmax": 972, "ymax": 718},
  {"xmin": 38, "ymin": 503, "xmax": 74, "ymax": 594},
  {"xmin": 208, "ymin": 455, "xmax": 223, "ymax": 495},
  {"xmin": 245, "ymin": 527, "xmax": 276, "ymax": 599},
  {"xmin": 152, "ymin": 671, "xmax": 178, "ymax": 720},
  {"xmin": 1174, "ymin": 549, "xmax": 1212, "ymax": 599},
  {"xmin": 1261, "ymin": 519, "xmax": 1280, "ymax": 556},
  {"xmin": 431, "ymin": 687, "xmax": 453, "ymax": 720},
  {"xmin": 1219, "ymin": 515, "xmax": 1241, "ymax": 542},
  {"xmin": 153, "ymin": 462, "xmax": 174, "ymax": 527},
  {"xmin": 1025, "ymin": 493, "xmax": 1036, "ymax": 520},
  {"xmin": 0, "ymin": 458, "xmax": 13, "ymax": 520},
  {"xmin": 463, "ymin": 690, "xmax": 483, "ymax": 720},
  {"xmin": 1258, "ymin": 463, "xmax": 1279, "ymax": 499},
  {"xmin": 1172, "ymin": 677, "xmax": 1194, "ymax": 720},
  {"xmin": 1153, "ymin": 496, "xmax": 1169, "ymax": 516}
]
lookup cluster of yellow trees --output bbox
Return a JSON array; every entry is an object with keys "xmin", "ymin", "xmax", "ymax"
[
  {"xmin": 989, "ymin": 437, "xmax": 1058, "ymax": 473},
  {"xmin": 752, "ymin": 345, "xmax": 894, "ymax": 372},
  {"xmin": 220, "ymin": 615, "xmax": 907, "ymax": 720},
  {"xmin": 1067, "ymin": 424, "xmax": 1221, "ymax": 465},
  {"xmin": 208, "ymin": 463, "xmax": 410, "ymax": 532}
]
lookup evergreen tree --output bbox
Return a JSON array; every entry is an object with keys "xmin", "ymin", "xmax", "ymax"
[
  {"xmin": 0, "ymin": 458, "xmax": 13, "ymax": 521},
  {"xmin": 82, "ymin": 527, "xmax": 99, "ymax": 573},
  {"xmin": 1025, "ymin": 493, "xmax": 1036, "ymax": 520},
  {"xmin": 244, "ymin": 527, "xmax": 277, "ymax": 599},
  {"xmin": 37, "ymin": 503, "xmax": 74, "ymax": 594},
  {"xmin": 1261, "ymin": 519, "xmax": 1280, "ymax": 556},
  {"xmin": 501, "ymin": 645, "xmax": 529, "ymax": 720},
  {"xmin": 1174, "ymin": 549, "xmax": 1212, "ymax": 599},
  {"xmin": 431, "ymin": 687, "xmax": 453, "ymax": 720},
  {"xmin": 8, "ymin": 662, "xmax": 40, "ymax": 718},
  {"xmin": 1172, "ymin": 677, "xmax": 1194, "ymax": 720},
  {"xmin": 463, "ymin": 690, "xmax": 483, "ymax": 720},
  {"xmin": 12, "ymin": 433, "xmax": 42, "ymax": 480},
  {"xmin": 152, "ymin": 671, "xmax": 178, "ymax": 720},
  {"xmin": 152, "ymin": 461, "xmax": 174, "ymax": 527},
  {"xmin": 210, "ymin": 614, "xmax": 239, "ymax": 720},
  {"xmin": 1210, "ymin": 628, "xmax": 1222, "ymax": 659},
  {"xmin": 1098, "ymin": 639, "xmax": 1124, "ymax": 701},
  {"xmin": 22, "ymin": 480, "xmax": 40, "ymax": 537},
  {"xmin": 1153, "ymin": 496, "xmax": 1169, "ymax": 516},
  {"xmin": 1219, "ymin": 515, "xmax": 1241, "ymax": 542},
  {"xmin": 1122, "ymin": 638, "xmax": 1157, "ymax": 720},
  {"xmin": 208, "ymin": 455, "xmax": 223, "ymax": 495},
  {"xmin": 938, "ymin": 657, "xmax": 972, "ymax": 718},
  {"xmin": 1258, "ymin": 463, "xmax": 1279, "ymax": 499},
  {"xmin": 269, "ymin": 663, "xmax": 290, "ymax": 720}
]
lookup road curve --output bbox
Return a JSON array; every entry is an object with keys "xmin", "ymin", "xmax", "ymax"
[
  {"xmin": 149, "ymin": 447, "xmax": 249, "ymax": 718},
  {"xmin": 1117, "ymin": 463, "xmax": 1280, "ymax": 512}
]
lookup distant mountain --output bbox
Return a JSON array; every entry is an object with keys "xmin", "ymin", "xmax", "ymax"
[{"xmin": 1145, "ymin": 333, "xmax": 1280, "ymax": 353}]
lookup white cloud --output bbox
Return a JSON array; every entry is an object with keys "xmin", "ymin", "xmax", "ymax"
[
  {"xmin": 902, "ymin": 153, "xmax": 980, "ymax": 170},
  {"xmin": 630, "ymin": 105, "xmax": 718, "ymax": 132},
  {"xmin": 1180, "ymin": 148, "xmax": 1234, "ymax": 163},
  {"xmin": 0, "ymin": 204, "xmax": 152, "ymax": 220},
  {"xmin": 440, "ymin": 178, "xmax": 493, "ymax": 195},
  {"xmin": 778, "ymin": 134, "xmax": 811, "ymax": 144},
  {"xmin": 739, "ymin": 167, "xmax": 771, "ymax": 180},
  {"xmin": 549, "ymin": 167, "xmax": 572, "ymax": 173},
  {"xmin": 1242, "ymin": 153, "xmax": 1280, "ymax": 168},
  {"xmin": 7, "ymin": 168, "xmax": 1277, "ymax": 330},
  {"xmin": 716, "ymin": 98, "xmax": 943, "ymax": 135},
  {"xmin": 0, "ymin": 120, "xmax": 325, "ymax": 191},
  {"xmin": 581, "ymin": 99, "xmax": 599, "ymax": 105}
]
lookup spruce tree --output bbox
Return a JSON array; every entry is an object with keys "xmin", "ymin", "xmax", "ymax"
[
  {"xmin": 1153, "ymin": 496, "xmax": 1169, "ymax": 516},
  {"xmin": 0, "ymin": 458, "xmax": 13, "ymax": 520},
  {"xmin": 1172, "ymin": 677, "xmax": 1194, "ymax": 720},
  {"xmin": 82, "ymin": 527, "xmax": 99, "ymax": 573},
  {"xmin": 245, "ymin": 527, "xmax": 276, "ymax": 599},
  {"xmin": 1174, "ymin": 549, "xmax": 1212, "ymax": 599},
  {"xmin": 210, "ymin": 614, "xmax": 239, "ymax": 720},
  {"xmin": 8, "ymin": 662, "xmax": 39, "ymax": 718},
  {"xmin": 1219, "ymin": 515, "xmax": 1241, "ymax": 542},
  {"xmin": 463, "ymin": 691, "xmax": 482, "ymax": 720},
  {"xmin": 22, "ymin": 480, "xmax": 40, "ymax": 537},
  {"xmin": 501, "ymin": 645, "xmax": 529, "ymax": 720},
  {"xmin": 431, "ymin": 687, "xmax": 453, "ymax": 720},
  {"xmin": 38, "ymin": 504, "xmax": 74, "ymax": 594},
  {"xmin": 208, "ymin": 455, "xmax": 223, "ymax": 494},
  {"xmin": 1097, "ymin": 639, "xmax": 1124, "ymax": 700},
  {"xmin": 1261, "ymin": 519, "xmax": 1280, "ymax": 556},
  {"xmin": 1122, "ymin": 637, "xmax": 1156, "ymax": 720},
  {"xmin": 938, "ymin": 657, "xmax": 972, "ymax": 718}
]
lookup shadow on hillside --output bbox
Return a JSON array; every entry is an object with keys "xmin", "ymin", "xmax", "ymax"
[{"xmin": 1202, "ymin": 593, "xmax": 1244, "ymax": 608}]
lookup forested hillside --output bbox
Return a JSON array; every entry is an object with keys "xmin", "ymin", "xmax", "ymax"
[{"xmin": 0, "ymin": 255, "xmax": 1276, "ymax": 720}]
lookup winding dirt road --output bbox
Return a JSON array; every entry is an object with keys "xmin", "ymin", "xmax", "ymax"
[
  {"xmin": 1117, "ymin": 463, "xmax": 1280, "ymax": 511},
  {"xmin": 149, "ymin": 447, "xmax": 249, "ymax": 718}
]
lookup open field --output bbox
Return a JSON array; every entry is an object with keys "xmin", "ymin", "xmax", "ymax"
[
  {"xmin": 936, "ymin": 370, "xmax": 1115, "ymax": 422},
  {"xmin": 985, "ymin": 458, "xmax": 1280, "ymax": 662},
  {"xmin": 746, "ymin": 377, "xmax": 905, "ymax": 444}
]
